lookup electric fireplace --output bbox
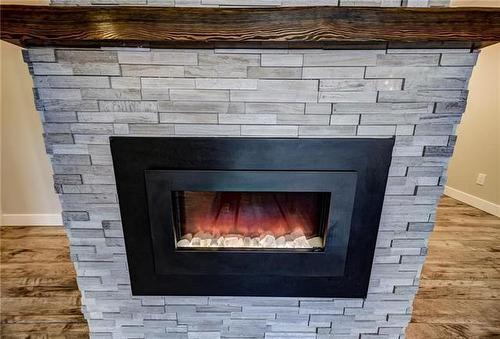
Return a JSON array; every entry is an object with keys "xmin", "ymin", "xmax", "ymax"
[{"xmin": 111, "ymin": 137, "xmax": 393, "ymax": 297}]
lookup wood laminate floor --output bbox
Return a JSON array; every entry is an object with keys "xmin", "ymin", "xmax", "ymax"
[
  {"xmin": 0, "ymin": 226, "xmax": 88, "ymax": 338},
  {"xmin": 406, "ymin": 197, "xmax": 500, "ymax": 339},
  {"xmin": 0, "ymin": 196, "xmax": 499, "ymax": 338}
]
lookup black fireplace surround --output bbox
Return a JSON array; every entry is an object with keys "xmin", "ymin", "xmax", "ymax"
[{"xmin": 110, "ymin": 137, "xmax": 394, "ymax": 297}]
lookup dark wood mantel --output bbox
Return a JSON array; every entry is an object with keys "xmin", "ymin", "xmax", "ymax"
[{"xmin": 1, "ymin": 5, "xmax": 500, "ymax": 49}]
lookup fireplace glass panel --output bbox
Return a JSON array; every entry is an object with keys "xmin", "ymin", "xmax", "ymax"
[{"xmin": 172, "ymin": 191, "xmax": 330, "ymax": 250}]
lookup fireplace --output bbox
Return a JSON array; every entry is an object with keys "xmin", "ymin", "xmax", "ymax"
[{"xmin": 111, "ymin": 137, "xmax": 394, "ymax": 297}]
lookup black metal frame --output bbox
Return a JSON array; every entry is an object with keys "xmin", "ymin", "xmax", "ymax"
[
  {"xmin": 171, "ymin": 190, "xmax": 332, "ymax": 249},
  {"xmin": 145, "ymin": 170, "xmax": 356, "ymax": 277},
  {"xmin": 110, "ymin": 137, "xmax": 394, "ymax": 297}
]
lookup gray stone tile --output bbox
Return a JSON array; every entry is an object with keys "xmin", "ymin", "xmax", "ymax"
[
  {"xmin": 304, "ymin": 50, "xmax": 383, "ymax": 66},
  {"xmin": 435, "ymin": 101, "xmax": 467, "ymax": 114},
  {"xmin": 365, "ymin": 66, "xmax": 472, "ymax": 79},
  {"xmin": 186, "ymin": 65, "xmax": 248, "ymax": 78},
  {"xmin": 78, "ymin": 112, "xmax": 158, "ymax": 123},
  {"xmin": 70, "ymin": 123, "xmax": 114, "ymax": 134},
  {"xmin": 73, "ymin": 134, "xmax": 110, "ymax": 144},
  {"xmin": 72, "ymin": 63, "xmax": 121, "ymax": 75},
  {"xmin": 299, "ymin": 125, "xmax": 357, "ymax": 137},
  {"xmin": 121, "ymin": 64, "xmax": 184, "ymax": 77},
  {"xmin": 319, "ymin": 91, "xmax": 377, "ymax": 103},
  {"xmin": 56, "ymin": 50, "xmax": 118, "ymax": 63},
  {"xmin": 231, "ymin": 89, "xmax": 316, "ymax": 103},
  {"xmin": 98, "ymin": 101, "xmax": 158, "ymax": 112},
  {"xmin": 140, "ymin": 89, "xmax": 170, "ymax": 100},
  {"xmin": 159, "ymin": 101, "xmax": 233, "ymax": 113},
  {"xmin": 175, "ymin": 124, "xmax": 240, "ymax": 136},
  {"xmin": 376, "ymin": 54, "xmax": 440, "ymax": 66},
  {"xmin": 361, "ymin": 114, "xmax": 420, "ymax": 125},
  {"xmin": 302, "ymin": 67, "xmax": 365, "ymax": 79},
  {"xmin": 195, "ymin": 78, "xmax": 258, "ymax": 89},
  {"xmin": 40, "ymin": 100, "xmax": 99, "ymax": 112},
  {"xmin": 404, "ymin": 78, "xmax": 468, "ymax": 90},
  {"xmin": 52, "ymin": 154, "xmax": 92, "ymax": 165},
  {"xmin": 334, "ymin": 102, "xmax": 432, "ymax": 114},
  {"xmin": 52, "ymin": 144, "xmax": 89, "ymax": 155},
  {"xmin": 241, "ymin": 125, "xmax": 298, "ymax": 137},
  {"xmin": 357, "ymin": 125, "xmax": 396, "ymax": 136},
  {"xmin": 141, "ymin": 78, "xmax": 195, "ymax": 89},
  {"xmin": 219, "ymin": 114, "xmax": 276, "ymax": 124},
  {"xmin": 36, "ymin": 76, "xmax": 110, "ymax": 88},
  {"xmin": 38, "ymin": 88, "xmax": 82, "ymax": 100},
  {"xmin": 277, "ymin": 114, "xmax": 330, "ymax": 125},
  {"xmin": 257, "ymin": 79, "xmax": 318, "ymax": 92},
  {"xmin": 42, "ymin": 112, "xmax": 78, "ymax": 123},
  {"xmin": 160, "ymin": 113, "xmax": 218, "ymax": 124},
  {"xmin": 330, "ymin": 115, "xmax": 360, "ymax": 125},
  {"xmin": 214, "ymin": 48, "xmax": 288, "ymax": 54},
  {"xmin": 81, "ymin": 88, "xmax": 141, "ymax": 100},
  {"xmin": 440, "ymin": 53, "xmax": 478, "ymax": 66},
  {"xmin": 414, "ymin": 124, "xmax": 454, "ymax": 136},
  {"xmin": 248, "ymin": 67, "xmax": 302, "ymax": 79},
  {"xmin": 340, "ymin": 0, "xmax": 382, "ymax": 5},
  {"xmin": 378, "ymin": 90, "xmax": 467, "ymax": 103},
  {"xmin": 419, "ymin": 114, "xmax": 462, "ymax": 124},
  {"xmin": 118, "ymin": 51, "xmax": 197, "ymax": 65},
  {"xmin": 320, "ymin": 79, "xmax": 402, "ymax": 91},
  {"xmin": 170, "ymin": 90, "xmax": 230, "ymax": 101},
  {"xmin": 395, "ymin": 136, "xmax": 449, "ymax": 146},
  {"xmin": 113, "ymin": 123, "xmax": 129, "ymax": 135},
  {"xmin": 203, "ymin": 0, "xmax": 280, "ymax": 4},
  {"xmin": 198, "ymin": 53, "xmax": 260, "ymax": 66},
  {"xmin": 246, "ymin": 103, "xmax": 304, "ymax": 114},
  {"xmin": 28, "ymin": 48, "xmax": 56, "ymax": 62},
  {"xmin": 395, "ymin": 125, "xmax": 415, "ymax": 135},
  {"xmin": 282, "ymin": 0, "xmax": 338, "ymax": 4},
  {"xmin": 261, "ymin": 54, "xmax": 303, "ymax": 67},
  {"xmin": 305, "ymin": 103, "xmax": 331, "ymax": 115},
  {"xmin": 110, "ymin": 77, "xmax": 141, "ymax": 89}
]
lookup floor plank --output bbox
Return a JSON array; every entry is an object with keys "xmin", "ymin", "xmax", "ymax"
[{"xmin": 406, "ymin": 323, "xmax": 500, "ymax": 339}]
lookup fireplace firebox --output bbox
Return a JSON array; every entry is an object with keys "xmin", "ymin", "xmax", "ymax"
[
  {"xmin": 173, "ymin": 190, "xmax": 330, "ymax": 250},
  {"xmin": 111, "ymin": 137, "xmax": 393, "ymax": 297}
]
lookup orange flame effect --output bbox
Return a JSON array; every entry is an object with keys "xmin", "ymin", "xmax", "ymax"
[{"xmin": 178, "ymin": 192, "xmax": 322, "ymax": 238}]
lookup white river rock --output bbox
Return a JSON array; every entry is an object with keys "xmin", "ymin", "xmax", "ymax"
[{"xmin": 176, "ymin": 232, "xmax": 322, "ymax": 249}]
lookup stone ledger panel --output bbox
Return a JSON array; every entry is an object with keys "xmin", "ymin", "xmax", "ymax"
[{"xmin": 26, "ymin": 46, "xmax": 476, "ymax": 338}]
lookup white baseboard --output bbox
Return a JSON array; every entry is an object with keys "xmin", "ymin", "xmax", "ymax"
[
  {"xmin": 444, "ymin": 186, "xmax": 500, "ymax": 217},
  {"xmin": 1, "ymin": 213, "xmax": 63, "ymax": 226}
]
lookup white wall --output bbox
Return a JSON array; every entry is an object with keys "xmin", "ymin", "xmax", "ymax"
[
  {"xmin": 445, "ymin": 43, "xmax": 500, "ymax": 215},
  {"xmin": 1, "ymin": 38, "xmax": 61, "ymax": 225},
  {"xmin": 444, "ymin": 0, "xmax": 500, "ymax": 216}
]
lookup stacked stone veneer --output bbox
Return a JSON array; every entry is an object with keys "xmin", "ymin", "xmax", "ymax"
[{"xmin": 25, "ymin": 0, "xmax": 483, "ymax": 324}]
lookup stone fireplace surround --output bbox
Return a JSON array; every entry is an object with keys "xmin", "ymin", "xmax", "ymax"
[{"xmin": 21, "ymin": 0, "xmax": 482, "ymax": 337}]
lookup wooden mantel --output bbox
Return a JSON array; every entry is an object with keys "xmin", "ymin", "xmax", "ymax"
[{"xmin": 1, "ymin": 5, "xmax": 500, "ymax": 49}]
